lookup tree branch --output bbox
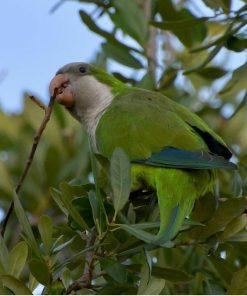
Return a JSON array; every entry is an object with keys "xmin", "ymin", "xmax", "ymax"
[
  {"xmin": 66, "ymin": 230, "xmax": 97, "ymax": 294},
  {"xmin": 28, "ymin": 95, "xmax": 46, "ymax": 111},
  {"xmin": 1, "ymin": 89, "xmax": 58, "ymax": 237}
]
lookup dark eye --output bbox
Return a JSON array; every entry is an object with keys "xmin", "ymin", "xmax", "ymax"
[{"xmin": 79, "ymin": 66, "xmax": 87, "ymax": 73}]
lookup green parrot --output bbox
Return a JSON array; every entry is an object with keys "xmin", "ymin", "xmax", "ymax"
[{"xmin": 50, "ymin": 62, "xmax": 236, "ymax": 244}]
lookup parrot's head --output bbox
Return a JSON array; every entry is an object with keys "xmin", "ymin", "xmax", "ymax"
[{"xmin": 49, "ymin": 62, "xmax": 121, "ymax": 124}]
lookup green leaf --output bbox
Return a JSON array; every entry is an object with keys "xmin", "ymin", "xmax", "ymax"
[
  {"xmin": 9, "ymin": 241, "xmax": 28, "ymax": 278},
  {"xmin": 184, "ymin": 43, "xmax": 222, "ymax": 75},
  {"xmin": 199, "ymin": 197, "xmax": 246, "ymax": 239},
  {"xmin": 220, "ymin": 214, "xmax": 247, "ymax": 241},
  {"xmin": 137, "ymin": 72, "xmax": 156, "ymax": 90},
  {"xmin": 112, "ymin": 0, "xmax": 149, "ymax": 46},
  {"xmin": 88, "ymin": 190, "xmax": 100, "ymax": 230},
  {"xmin": 209, "ymin": 255, "xmax": 236, "ymax": 286},
  {"xmin": 127, "ymin": 203, "xmax": 136, "ymax": 224},
  {"xmin": 220, "ymin": 62, "xmax": 247, "ymax": 94},
  {"xmin": 228, "ymin": 266, "xmax": 247, "ymax": 294},
  {"xmin": 144, "ymin": 248, "xmax": 152, "ymax": 283},
  {"xmin": 117, "ymin": 224, "xmax": 156, "ymax": 243},
  {"xmin": 28, "ymin": 273, "xmax": 39, "ymax": 294},
  {"xmin": 156, "ymin": 2, "xmax": 207, "ymax": 47},
  {"xmin": 125, "ymin": 222, "xmax": 160, "ymax": 230},
  {"xmin": 1, "ymin": 275, "xmax": 32, "ymax": 295},
  {"xmin": 196, "ymin": 67, "xmax": 227, "ymax": 80},
  {"xmin": 0, "ymin": 234, "xmax": 9, "ymax": 273},
  {"xmin": 44, "ymin": 145, "xmax": 62, "ymax": 185},
  {"xmin": 79, "ymin": 10, "xmax": 141, "ymax": 54},
  {"xmin": 110, "ymin": 148, "xmax": 131, "ymax": 218},
  {"xmin": 89, "ymin": 149, "xmax": 108, "ymax": 235},
  {"xmin": 229, "ymin": 230, "xmax": 247, "ymax": 242},
  {"xmin": 52, "ymin": 236, "xmax": 76, "ymax": 253},
  {"xmin": 50, "ymin": 187, "xmax": 69, "ymax": 216},
  {"xmin": 138, "ymin": 276, "xmax": 165, "ymax": 295},
  {"xmin": 101, "ymin": 258, "xmax": 128, "ymax": 284},
  {"xmin": 190, "ymin": 193, "xmax": 216, "ymax": 223},
  {"xmin": 29, "ymin": 259, "xmax": 50, "ymax": 286},
  {"xmin": 13, "ymin": 191, "xmax": 41, "ymax": 258},
  {"xmin": 202, "ymin": 0, "xmax": 230, "ymax": 10},
  {"xmin": 102, "ymin": 43, "xmax": 143, "ymax": 69},
  {"xmin": 152, "ymin": 266, "xmax": 193, "ymax": 283},
  {"xmin": 61, "ymin": 268, "xmax": 71, "ymax": 290},
  {"xmin": 50, "ymin": 186, "xmax": 90, "ymax": 231},
  {"xmin": 150, "ymin": 17, "xmax": 209, "ymax": 30},
  {"xmin": 69, "ymin": 197, "xmax": 94, "ymax": 229},
  {"xmin": 225, "ymin": 35, "xmax": 247, "ymax": 52},
  {"xmin": 38, "ymin": 215, "xmax": 53, "ymax": 255},
  {"xmin": 230, "ymin": 171, "xmax": 243, "ymax": 197}
]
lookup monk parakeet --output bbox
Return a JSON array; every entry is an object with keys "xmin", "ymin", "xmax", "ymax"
[{"xmin": 50, "ymin": 62, "xmax": 236, "ymax": 243}]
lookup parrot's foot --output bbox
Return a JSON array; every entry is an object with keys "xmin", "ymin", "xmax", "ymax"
[{"xmin": 129, "ymin": 188, "xmax": 155, "ymax": 201}]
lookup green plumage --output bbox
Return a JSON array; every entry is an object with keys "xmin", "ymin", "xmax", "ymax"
[
  {"xmin": 54, "ymin": 62, "xmax": 236, "ymax": 244},
  {"xmin": 95, "ymin": 87, "xmax": 234, "ymax": 243}
]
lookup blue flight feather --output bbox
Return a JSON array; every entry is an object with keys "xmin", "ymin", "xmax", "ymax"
[{"xmin": 132, "ymin": 147, "xmax": 237, "ymax": 170}]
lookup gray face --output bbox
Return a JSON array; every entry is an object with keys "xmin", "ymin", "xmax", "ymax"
[
  {"xmin": 56, "ymin": 62, "xmax": 91, "ymax": 76},
  {"xmin": 49, "ymin": 62, "xmax": 92, "ymax": 108},
  {"xmin": 49, "ymin": 62, "xmax": 113, "ymax": 125}
]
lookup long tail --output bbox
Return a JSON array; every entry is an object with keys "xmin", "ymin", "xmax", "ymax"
[{"xmin": 152, "ymin": 169, "xmax": 212, "ymax": 245}]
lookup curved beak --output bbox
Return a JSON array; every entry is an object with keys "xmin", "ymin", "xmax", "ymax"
[{"xmin": 49, "ymin": 73, "xmax": 75, "ymax": 108}]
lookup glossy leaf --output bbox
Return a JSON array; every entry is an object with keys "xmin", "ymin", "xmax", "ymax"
[
  {"xmin": 152, "ymin": 266, "xmax": 193, "ymax": 282},
  {"xmin": 220, "ymin": 214, "xmax": 247, "ymax": 241},
  {"xmin": 228, "ymin": 266, "xmax": 247, "ymax": 294},
  {"xmin": 79, "ymin": 10, "xmax": 141, "ymax": 54},
  {"xmin": 1, "ymin": 275, "xmax": 32, "ymax": 295},
  {"xmin": 110, "ymin": 148, "xmax": 131, "ymax": 217},
  {"xmin": 156, "ymin": 1, "xmax": 207, "ymax": 47},
  {"xmin": 144, "ymin": 248, "xmax": 152, "ymax": 283},
  {"xmin": 50, "ymin": 187, "xmax": 90, "ymax": 231},
  {"xmin": 13, "ymin": 191, "xmax": 41, "ymax": 258},
  {"xmin": 117, "ymin": 224, "xmax": 156, "ymax": 243},
  {"xmin": 50, "ymin": 187, "xmax": 69, "ymax": 216},
  {"xmin": 137, "ymin": 72, "xmax": 156, "ymax": 90},
  {"xmin": 38, "ymin": 215, "xmax": 53, "ymax": 255},
  {"xmin": 225, "ymin": 35, "xmax": 247, "ymax": 52},
  {"xmin": 102, "ymin": 43, "xmax": 143, "ymax": 69},
  {"xmin": 0, "ymin": 234, "xmax": 9, "ymax": 273},
  {"xmin": 88, "ymin": 190, "xmax": 100, "ymax": 230},
  {"xmin": 199, "ymin": 197, "xmax": 246, "ymax": 239},
  {"xmin": 101, "ymin": 258, "xmax": 128, "ymax": 283},
  {"xmin": 220, "ymin": 62, "xmax": 247, "ymax": 94},
  {"xmin": 209, "ymin": 255, "xmax": 236, "ymax": 285},
  {"xmin": 196, "ymin": 67, "xmax": 227, "ymax": 80},
  {"xmin": 112, "ymin": 0, "xmax": 149, "ymax": 46},
  {"xmin": 138, "ymin": 277, "xmax": 165, "ymax": 295},
  {"xmin": 150, "ymin": 17, "xmax": 209, "ymax": 30},
  {"xmin": 9, "ymin": 241, "xmax": 28, "ymax": 278},
  {"xmin": 29, "ymin": 259, "xmax": 50, "ymax": 286}
]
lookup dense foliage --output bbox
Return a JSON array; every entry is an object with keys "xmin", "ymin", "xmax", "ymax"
[{"xmin": 1, "ymin": 0, "xmax": 247, "ymax": 294}]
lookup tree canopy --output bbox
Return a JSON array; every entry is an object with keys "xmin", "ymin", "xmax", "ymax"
[{"xmin": 1, "ymin": 0, "xmax": 247, "ymax": 294}]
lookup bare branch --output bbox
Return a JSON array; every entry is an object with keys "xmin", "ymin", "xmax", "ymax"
[
  {"xmin": 28, "ymin": 95, "xmax": 46, "ymax": 111},
  {"xmin": 1, "ymin": 88, "xmax": 58, "ymax": 237}
]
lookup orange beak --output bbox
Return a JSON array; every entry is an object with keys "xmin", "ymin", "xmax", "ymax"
[{"xmin": 49, "ymin": 73, "xmax": 75, "ymax": 108}]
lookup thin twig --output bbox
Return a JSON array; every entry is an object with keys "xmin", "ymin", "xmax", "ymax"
[
  {"xmin": 29, "ymin": 95, "xmax": 46, "ymax": 111},
  {"xmin": 1, "ymin": 89, "xmax": 58, "ymax": 237},
  {"xmin": 66, "ymin": 230, "xmax": 97, "ymax": 294}
]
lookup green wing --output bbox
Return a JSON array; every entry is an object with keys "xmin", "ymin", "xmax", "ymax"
[
  {"xmin": 95, "ymin": 88, "xmax": 235, "ymax": 243},
  {"xmin": 96, "ymin": 88, "xmax": 234, "ymax": 169}
]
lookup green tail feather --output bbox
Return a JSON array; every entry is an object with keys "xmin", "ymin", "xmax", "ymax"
[{"xmin": 151, "ymin": 169, "xmax": 212, "ymax": 245}]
